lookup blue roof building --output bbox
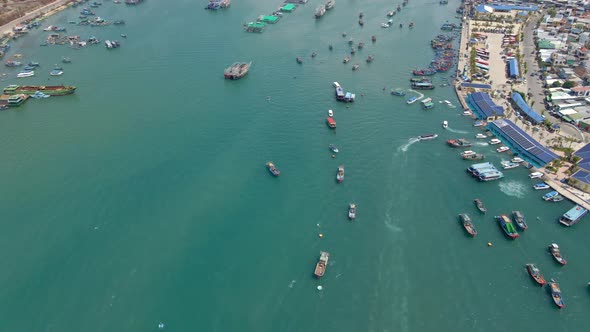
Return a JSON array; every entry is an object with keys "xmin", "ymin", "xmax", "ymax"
[
  {"xmin": 487, "ymin": 119, "xmax": 558, "ymax": 167},
  {"xmin": 510, "ymin": 92, "xmax": 544, "ymax": 124},
  {"xmin": 508, "ymin": 58, "xmax": 519, "ymax": 78},
  {"xmin": 570, "ymin": 143, "xmax": 590, "ymax": 192},
  {"xmin": 461, "ymin": 82, "xmax": 492, "ymax": 90},
  {"xmin": 475, "ymin": 4, "xmax": 538, "ymax": 13},
  {"xmin": 466, "ymin": 92, "xmax": 505, "ymax": 120}
]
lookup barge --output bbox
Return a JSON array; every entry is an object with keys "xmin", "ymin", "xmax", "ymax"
[{"xmin": 3, "ymin": 85, "xmax": 76, "ymax": 96}]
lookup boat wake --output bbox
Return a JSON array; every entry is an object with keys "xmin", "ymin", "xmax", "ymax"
[
  {"xmin": 474, "ymin": 142, "xmax": 489, "ymax": 146},
  {"xmin": 498, "ymin": 180, "xmax": 527, "ymax": 198},
  {"xmin": 398, "ymin": 137, "xmax": 420, "ymax": 152},
  {"xmin": 447, "ymin": 127, "xmax": 468, "ymax": 134},
  {"xmin": 407, "ymin": 89, "xmax": 424, "ymax": 100}
]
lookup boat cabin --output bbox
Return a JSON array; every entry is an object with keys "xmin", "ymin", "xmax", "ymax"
[
  {"xmin": 559, "ymin": 205, "xmax": 588, "ymax": 227},
  {"xmin": 326, "ymin": 117, "xmax": 336, "ymax": 128}
]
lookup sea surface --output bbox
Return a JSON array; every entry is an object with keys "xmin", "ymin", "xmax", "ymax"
[{"xmin": 0, "ymin": 1, "xmax": 589, "ymax": 331}]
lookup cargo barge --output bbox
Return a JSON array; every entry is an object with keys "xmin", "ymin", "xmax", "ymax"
[{"xmin": 3, "ymin": 85, "xmax": 76, "ymax": 96}]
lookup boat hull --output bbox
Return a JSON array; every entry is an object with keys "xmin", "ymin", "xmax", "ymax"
[{"xmin": 3, "ymin": 85, "xmax": 76, "ymax": 96}]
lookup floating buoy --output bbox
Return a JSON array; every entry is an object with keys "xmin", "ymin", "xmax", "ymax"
[
  {"xmin": 331, "ymin": 154, "xmax": 336, "ymax": 158},
  {"xmin": 317, "ymin": 285, "xmax": 323, "ymax": 291},
  {"xmin": 487, "ymin": 242, "xmax": 492, "ymax": 247},
  {"xmin": 158, "ymin": 322, "xmax": 165, "ymax": 329},
  {"xmin": 319, "ymin": 233, "xmax": 323, "ymax": 238}
]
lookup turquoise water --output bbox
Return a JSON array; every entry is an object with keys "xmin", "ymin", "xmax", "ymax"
[{"xmin": 1, "ymin": 1, "xmax": 589, "ymax": 331}]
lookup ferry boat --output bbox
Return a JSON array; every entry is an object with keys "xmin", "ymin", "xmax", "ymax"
[
  {"xmin": 474, "ymin": 198, "xmax": 487, "ymax": 213},
  {"xmin": 391, "ymin": 90, "xmax": 405, "ymax": 96},
  {"xmin": 548, "ymin": 243, "xmax": 567, "ymax": 265},
  {"xmin": 336, "ymin": 165, "xmax": 344, "ymax": 182},
  {"xmin": 559, "ymin": 205, "xmax": 588, "ymax": 226},
  {"xmin": 16, "ymin": 71, "xmax": 35, "ymax": 78},
  {"xmin": 326, "ymin": 117, "xmax": 336, "ymax": 128},
  {"xmin": 328, "ymin": 109, "xmax": 333, "ymax": 117},
  {"xmin": 458, "ymin": 214, "xmax": 477, "ymax": 237},
  {"xmin": 266, "ymin": 162, "xmax": 280, "ymax": 176},
  {"xmin": 6, "ymin": 94, "xmax": 28, "ymax": 106},
  {"xmin": 3, "ymin": 85, "xmax": 77, "ymax": 96},
  {"xmin": 447, "ymin": 138, "xmax": 472, "ymax": 148},
  {"xmin": 407, "ymin": 96, "xmax": 418, "ymax": 104},
  {"xmin": 478, "ymin": 170, "xmax": 504, "ymax": 181},
  {"xmin": 442, "ymin": 121, "xmax": 448, "ymax": 129},
  {"xmin": 329, "ymin": 144, "xmax": 339, "ymax": 153},
  {"xmin": 418, "ymin": 134, "xmax": 438, "ymax": 140},
  {"xmin": 411, "ymin": 81, "xmax": 435, "ymax": 90},
  {"xmin": 489, "ymin": 138, "xmax": 501, "ymax": 145},
  {"xmin": 325, "ymin": 0, "xmax": 335, "ymax": 10},
  {"xmin": 525, "ymin": 264, "xmax": 546, "ymax": 286},
  {"xmin": 529, "ymin": 172, "xmax": 544, "ymax": 179},
  {"xmin": 543, "ymin": 191, "xmax": 559, "ymax": 201},
  {"xmin": 512, "ymin": 157, "xmax": 524, "ymax": 163},
  {"xmin": 463, "ymin": 153, "xmax": 484, "ymax": 160},
  {"xmin": 495, "ymin": 214, "xmax": 519, "ymax": 239},
  {"xmin": 496, "ymin": 146, "xmax": 510, "ymax": 153},
  {"xmin": 224, "ymin": 62, "xmax": 251, "ymax": 80},
  {"xmin": 534, "ymin": 183, "xmax": 550, "ymax": 190},
  {"xmin": 314, "ymin": 251, "xmax": 330, "ymax": 278},
  {"xmin": 348, "ymin": 203, "xmax": 356, "ymax": 220},
  {"xmin": 475, "ymin": 133, "xmax": 487, "ymax": 139},
  {"xmin": 511, "ymin": 210, "xmax": 527, "ymax": 230},
  {"xmin": 502, "ymin": 161, "xmax": 519, "ymax": 170},
  {"xmin": 548, "ymin": 279, "xmax": 565, "ymax": 309},
  {"xmin": 315, "ymin": 5, "xmax": 326, "ymax": 18}
]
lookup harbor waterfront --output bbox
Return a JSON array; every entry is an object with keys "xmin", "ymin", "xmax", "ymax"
[{"xmin": 1, "ymin": 1, "xmax": 590, "ymax": 331}]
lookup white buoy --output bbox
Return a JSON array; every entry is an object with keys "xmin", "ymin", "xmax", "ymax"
[
  {"xmin": 317, "ymin": 285, "xmax": 323, "ymax": 291},
  {"xmin": 158, "ymin": 322, "xmax": 165, "ymax": 329}
]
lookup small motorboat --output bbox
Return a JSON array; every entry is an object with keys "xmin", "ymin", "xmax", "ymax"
[
  {"xmin": 381, "ymin": 23, "xmax": 390, "ymax": 28},
  {"xmin": 474, "ymin": 198, "xmax": 487, "ymax": 213},
  {"xmin": 511, "ymin": 210, "xmax": 527, "ymax": 230},
  {"xmin": 529, "ymin": 171, "xmax": 544, "ymax": 179},
  {"xmin": 328, "ymin": 44, "xmax": 333, "ymax": 51},
  {"xmin": 343, "ymin": 56, "xmax": 350, "ymax": 64},
  {"xmin": 418, "ymin": 134, "xmax": 438, "ymax": 140},
  {"xmin": 16, "ymin": 71, "xmax": 35, "ymax": 78},
  {"xmin": 533, "ymin": 183, "xmax": 550, "ymax": 190},
  {"xmin": 525, "ymin": 264, "xmax": 546, "ymax": 286},
  {"xmin": 348, "ymin": 38, "xmax": 354, "ymax": 45},
  {"xmin": 371, "ymin": 35, "xmax": 376, "ymax": 42},
  {"xmin": 336, "ymin": 165, "xmax": 344, "ymax": 183},
  {"xmin": 329, "ymin": 144, "xmax": 339, "ymax": 153},
  {"xmin": 62, "ymin": 57, "xmax": 72, "ymax": 63},
  {"xmin": 120, "ymin": 33, "xmax": 127, "ymax": 38},
  {"xmin": 311, "ymin": 52, "xmax": 317, "ymax": 58},
  {"xmin": 548, "ymin": 243, "xmax": 567, "ymax": 265},
  {"xmin": 496, "ymin": 146, "xmax": 510, "ymax": 153},
  {"xmin": 366, "ymin": 55, "xmax": 374, "ymax": 63},
  {"xmin": 489, "ymin": 138, "xmax": 501, "ymax": 145},
  {"xmin": 296, "ymin": 57, "xmax": 303, "ymax": 64},
  {"xmin": 266, "ymin": 161, "xmax": 281, "ymax": 176},
  {"xmin": 328, "ymin": 109, "xmax": 333, "ymax": 117},
  {"xmin": 348, "ymin": 203, "xmax": 356, "ymax": 220},
  {"xmin": 352, "ymin": 64, "xmax": 360, "ymax": 71},
  {"xmin": 391, "ymin": 90, "xmax": 405, "ymax": 96},
  {"xmin": 461, "ymin": 150, "xmax": 476, "ymax": 157},
  {"xmin": 502, "ymin": 161, "xmax": 519, "ymax": 169},
  {"xmin": 475, "ymin": 133, "xmax": 487, "ymax": 139},
  {"xmin": 50, "ymin": 67, "xmax": 64, "ymax": 76},
  {"xmin": 512, "ymin": 157, "xmax": 524, "ymax": 163},
  {"xmin": 442, "ymin": 120, "xmax": 448, "ymax": 129}
]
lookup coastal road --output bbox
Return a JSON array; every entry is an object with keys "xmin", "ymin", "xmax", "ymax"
[{"xmin": 0, "ymin": 0, "xmax": 71, "ymax": 35}]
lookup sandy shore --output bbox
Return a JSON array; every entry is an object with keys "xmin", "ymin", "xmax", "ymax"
[{"xmin": 0, "ymin": 0, "xmax": 72, "ymax": 37}]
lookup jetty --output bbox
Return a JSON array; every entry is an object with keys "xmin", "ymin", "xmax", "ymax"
[{"xmin": 543, "ymin": 176, "xmax": 590, "ymax": 211}]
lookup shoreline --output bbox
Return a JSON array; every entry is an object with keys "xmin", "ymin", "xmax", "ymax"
[{"xmin": 0, "ymin": 0, "xmax": 73, "ymax": 38}]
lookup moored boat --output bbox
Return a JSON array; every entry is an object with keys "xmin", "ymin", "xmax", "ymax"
[
  {"xmin": 495, "ymin": 214, "xmax": 519, "ymax": 239},
  {"xmin": 224, "ymin": 61, "xmax": 251, "ymax": 80},
  {"xmin": 474, "ymin": 198, "xmax": 487, "ymax": 213},
  {"xmin": 534, "ymin": 183, "xmax": 550, "ymax": 190},
  {"xmin": 16, "ymin": 71, "xmax": 35, "ymax": 78},
  {"xmin": 418, "ymin": 134, "xmax": 438, "ymax": 140},
  {"xmin": 371, "ymin": 35, "xmax": 376, "ymax": 42},
  {"xmin": 315, "ymin": 5, "xmax": 326, "ymax": 18},
  {"xmin": 325, "ymin": 0, "xmax": 335, "ymax": 10},
  {"xmin": 543, "ymin": 191, "xmax": 559, "ymax": 201},
  {"xmin": 475, "ymin": 133, "xmax": 487, "ymax": 139},
  {"xmin": 326, "ymin": 117, "xmax": 336, "ymax": 128},
  {"xmin": 502, "ymin": 161, "xmax": 519, "ymax": 170},
  {"xmin": 3, "ymin": 85, "xmax": 76, "ymax": 96},
  {"xmin": 296, "ymin": 57, "xmax": 303, "ymax": 64},
  {"xmin": 548, "ymin": 279, "xmax": 565, "ymax": 309},
  {"xmin": 559, "ymin": 205, "xmax": 588, "ymax": 226},
  {"xmin": 525, "ymin": 264, "xmax": 546, "ymax": 286},
  {"xmin": 489, "ymin": 138, "xmax": 501, "ymax": 145},
  {"xmin": 529, "ymin": 172, "xmax": 544, "ymax": 179},
  {"xmin": 343, "ymin": 56, "xmax": 350, "ymax": 64},
  {"xmin": 447, "ymin": 138, "xmax": 472, "ymax": 148},
  {"xmin": 548, "ymin": 243, "xmax": 566, "ymax": 265},
  {"xmin": 336, "ymin": 165, "xmax": 344, "ymax": 182},
  {"xmin": 348, "ymin": 203, "xmax": 356, "ymax": 220},
  {"xmin": 329, "ymin": 144, "xmax": 339, "ymax": 153},
  {"xmin": 458, "ymin": 213, "xmax": 477, "ymax": 237},
  {"xmin": 366, "ymin": 55, "xmax": 374, "ymax": 63},
  {"xmin": 49, "ymin": 67, "xmax": 63, "ymax": 76},
  {"xmin": 266, "ymin": 162, "xmax": 280, "ymax": 176},
  {"xmin": 512, "ymin": 157, "xmax": 524, "ymax": 163},
  {"xmin": 352, "ymin": 64, "xmax": 360, "ymax": 71},
  {"xmin": 511, "ymin": 210, "xmax": 527, "ymax": 230},
  {"xmin": 463, "ymin": 153, "xmax": 484, "ymax": 160},
  {"xmin": 314, "ymin": 251, "xmax": 330, "ymax": 278},
  {"xmin": 442, "ymin": 120, "xmax": 448, "ymax": 129}
]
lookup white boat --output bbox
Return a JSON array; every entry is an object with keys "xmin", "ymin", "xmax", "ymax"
[
  {"xmin": 16, "ymin": 71, "xmax": 35, "ymax": 78},
  {"xmin": 529, "ymin": 172, "xmax": 544, "ymax": 179},
  {"xmin": 511, "ymin": 157, "xmax": 524, "ymax": 163},
  {"xmin": 489, "ymin": 138, "xmax": 501, "ymax": 145},
  {"xmin": 418, "ymin": 134, "xmax": 438, "ymax": 140},
  {"xmin": 333, "ymin": 82, "xmax": 341, "ymax": 88},
  {"xmin": 502, "ymin": 161, "xmax": 519, "ymax": 169},
  {"xmin": 534, "ymin": 183, "xmax": 550, "ymax": 190},
  {"xmin": 463, "ymin": 110, "xmax": 472, "ymax": 116},
  {"xmin": 473, "ymin": 121, "xmax": 484, "ymax": 127},
  {"xmin": 442, "ymin": 120, "xmax": 448, "ymax": 129},
  {"xmin": 444, "ymin": 100, "xmax": 451, "ymax": 105},
  {"xmin": 381, "ymin": 22, "xmax": 391, "ymax": 28},
  {"xmin": 475, "ymin": 133, "xmax": 487, "ymax": 139},
  {"xmin": 461, "ymin": 150, "xmax": 476, "ymax": 157},
  {"xmin": 49, "ymin": 69, "xmax": 63, "ymax": 76},
  {"xmin": 421, "ymin": 97, "xmax": 432, "ymax": 104},
  {"xmin": 328, "ymin": 109, "xmax": 333, "ymax": 117},
  {"xmin": 496, "ymin": 146, "xmax": 510, "ymax": 153},
  {"xmin": 407, "ymin": 96, "xmax": 418, "ymax": 104}
]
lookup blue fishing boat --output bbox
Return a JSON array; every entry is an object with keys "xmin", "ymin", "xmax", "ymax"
[
  {"xmin": 534, "ymin": 183, "xmax": 550, "ymax": 190},
  {"xmin": 548, "ymin": 279, "xmax": 565, "ymax": 309},
  {"xmin": 559, "ymin": 205, "xmax": 588, "ymax": 226},
  {"xmin": 511, "ymin": 210, "xmax": 527, "ymax": 230}
]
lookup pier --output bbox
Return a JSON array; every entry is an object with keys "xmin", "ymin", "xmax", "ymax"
[{"xmin": 543, "ymin": 177, "xmax": 590, "ymax": 211}]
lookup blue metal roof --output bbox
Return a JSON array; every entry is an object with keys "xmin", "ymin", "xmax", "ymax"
[
  {"xmin": 468, "ymin": 92, "xmax": 505, "ymax": 119},
  {"xmin": 575, "ymin": 143, "xmax": 590, "ymax": 171},
  {"xmin": 508, "ymin": 58, "xmax": 519, "ymax": 77},
  {"xmin": 491, "ymin": 5, "xmax": 513, "ymax": 11},
  {"xmin": 511, "ymin": 92, "xmax": 544, "ymax": 124},
  {"xmin": 489, "ymin": 119, "xmax": 558, "ymax": 165},
  {"xmin": 572, "ymin": 169, "xmax": 590, "ymax": 185},
  {"xmin": 461, "ymin": 82, "xmax": 492, "ymax": 89}
]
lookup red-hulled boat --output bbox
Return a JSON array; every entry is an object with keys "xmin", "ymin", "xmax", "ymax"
[
  {"xmin": 548, "ymin": 243, "xmax": 567, "ymax": 265},
  {"xmin": 326, "ymin": 117, "xmax": 336, "ymax": 128},
  {"xmin": 525, "ymin": 263, "xmax": 546, "ymax": 286}
]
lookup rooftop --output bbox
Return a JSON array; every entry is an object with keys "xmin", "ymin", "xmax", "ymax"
[
  {"xmin": 511, "ymin": 92, "xmax": 544, "ymax": 123},
  {"xmin": 468, "ymin": 92, "xmax": 505, "ymax": 118}
]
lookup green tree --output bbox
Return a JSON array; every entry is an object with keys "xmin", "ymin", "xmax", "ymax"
[
  {"xmin": 552, "ymin": 81, "xmax": 562, "ymax": 88},
  {"xmin": 562, "ymin": 81, "xmax": 576, "ymax": 89}
]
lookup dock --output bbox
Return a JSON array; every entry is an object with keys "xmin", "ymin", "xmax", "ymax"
[{"xmin": 543, "ymin": 176, "xmax": 590, "ymax": 211}]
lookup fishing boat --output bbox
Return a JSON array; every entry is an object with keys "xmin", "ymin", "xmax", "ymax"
[
  {"xmin": 489, "ymin": 138, "xmax": 501, "ymax": 145},
  {"xmin": 325, "ymin": 0, "xmax": 335, "ymax": 10},
  {"xmin": 495, "ymin": 214, "xmax": 519, "ymax": 239},
  {"xmin": 511, "ymin": 210, "xmax": 527, "ymax": 230},
  {"xmin": 352, "ymin": 64, "xmax": 360, "ymax": 71},
  {"xmin": 496, "ymin": 146, "xmax": 510, "ymax": 153},
  {"xmin": 391, "ymin": 89, "xmax": 405, "ymax": 96},
  {"xmin": 224, "ymin": 62, "xmax": 251, "ymax": 80},
  {"xmin": 311, "ymin": 52, "xmax": 317, "ymax": 58},
  {"xmin": 418, "ymin": 134, "xmax": 438, "ymax": 140},
  {"xmin": 358, "ymin": 19, "xmax": 364, "ymax": 26},
  {"xmin": 534, "ymin": 183, "xmax": 550, "ymax": 190},
  {"xmin": 49, "ymin": 68, "xmax": 63, "ymax": 76},
  {"xmin": 266, "ymin": 162, "xmax": 280, "ymax": 176},
  {"xmin": 474, "ymin": 198, "xmax": 487, "ymax": 213},
  {"xmin": 548, "ymin": 279, "xmax": 565, "ymax": 309},
  {"xmin": 529, "ymin": 172, "xmax": 544, "ymax": 179},
  {"xmin": 357, "ymin": 42, "xmax": 364, "ymax": 49},
  {"xmin": 314, "ymin": 251, "xmax": 330, "ymax": 278},
  {"xmin": 475, "ymin": 133, "xmax": 487, "ymax": 139},
  {"xmin": 343, "ymin": 56, "xmax": 350, "ymax": 63},
  {"xmin": 407, "ymin": 96, "xmax": 418, "ymax": 104},
  {"xmin": 3, "ymin": 85, "xmax": 76, "ymax": 96},
  {"xmin": 463, "ymin": 153, "xmax": 484, "ymax": 160},
  {"xmin": 502, "ymin": 161, "xmax": 519, "ymax": 170},
  {"xmin": 326, "ymin": 117, "xmax": 336, "ymax": 128},
  {"xmin": 62, "ymin": 57, "xmax": 72, "ymax": 63},
  {"xmin": 328, "ymin": 109, "xmax": 333, "ymax": 117},
  {"xmin": 548, "ymin": 244, "xmax": 566, "ymax": 265},
  {"xmin": 366, "ymin": 55, "xmax": 374, "ymax": 63},
  {"xmin": 525, "ymin": 264, "xmax": 546, "ymax": 286},
  {"xmin": 371, "ymin": 35, "xmax": 376, "ymax": 42},
  {"xmin": 16, "ymin": 71, "xmax": 35, "ymax": 78},
  {"xmin": 296, "ymin": 57, "xmax": 303, "ymax": 64},
  {"xmin": 458, "ymin": 214, "xmax": 477, "ymax": 237},
  {"xmin": 447, "ymin": 139, "xmax": 472, "ymax": 148},
  {"xmin": 348, "ymin": 203, "xmax": 356, "ymax": 220},
  {"xmin": 329, "ymin": 144, "xmax": 339, "ymax": 153},
  {"xmin": 336, "ymin": 165, "xmax": 344, "ymax": 183},
  {"xmin": 315, "ymin": 5, "xmax": 326, "ymax": 18},
  {"xmin": 442, "ymin": 121, "xmax": 448, "ymax": 129},
  {"xmin": 387, "ymin": 10, "xmax": 394, "ymax": 17},
  {"xmin": 543, "ymin": 191, "xmax": 559, "ymax": 201},
  {"xmin": 559, "ymin": 205, "xmax": 588, "ymax": 226}
]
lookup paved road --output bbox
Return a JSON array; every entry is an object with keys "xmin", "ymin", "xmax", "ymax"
[{"xmin": 0, "ymin": 0, "xmax": 70, "ymax": 35}]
